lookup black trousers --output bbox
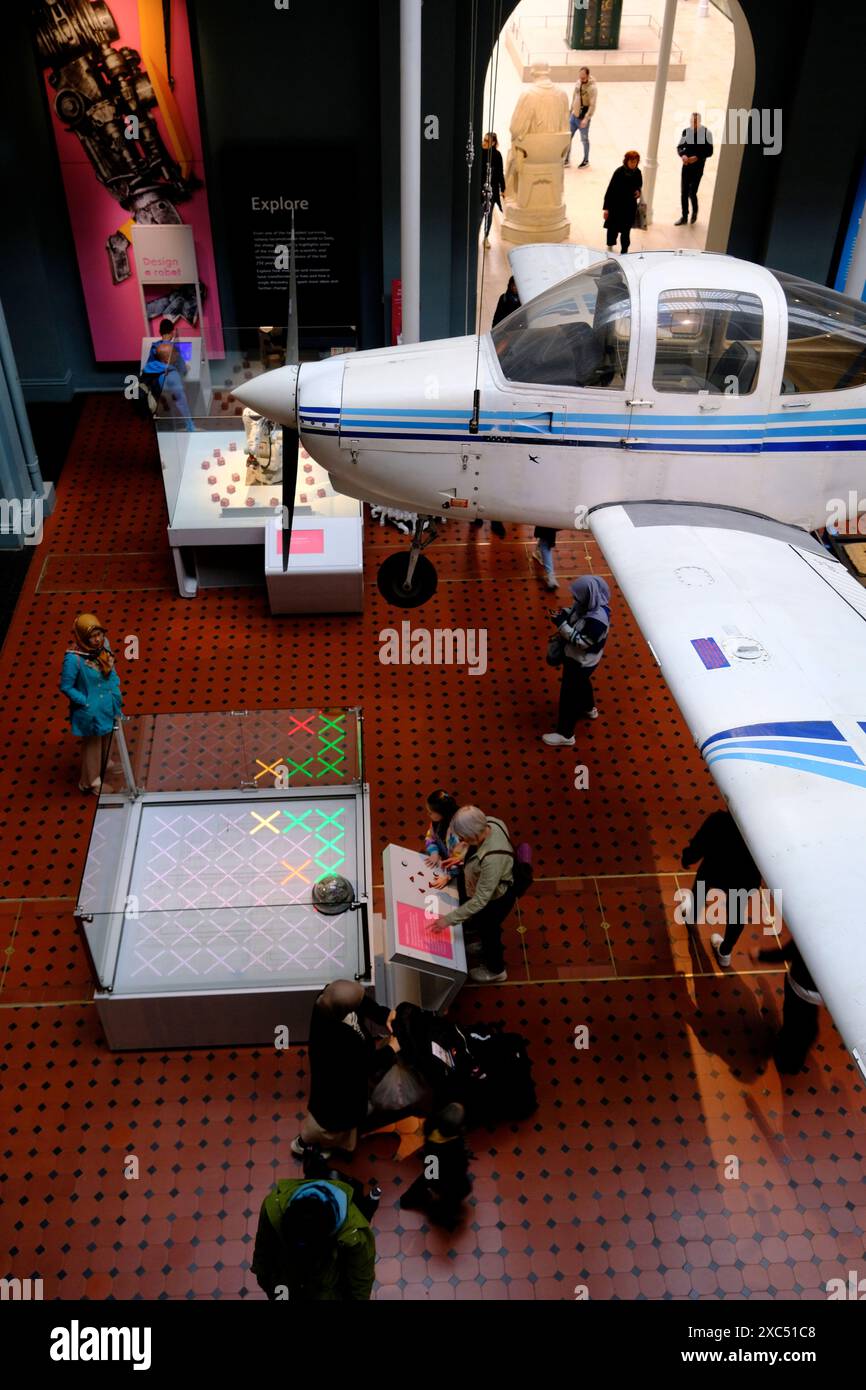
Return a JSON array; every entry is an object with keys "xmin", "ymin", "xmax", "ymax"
[
  {"xmin": 556, "ymin": 659, "xmax": 595, "ymax": 736},
  {"xmin": 774, "ymin": 977, "xmax": 819, "ymax": 1074},
  {"xmin": 605, "ymin": 223, "xmax": 631, "ymax": 253},
  {"xmin": 681, "ymin": 165, "xmax": 704, "ymax": 218},
  {"xmin": 690, "ymin": 878, "xmax": 758, "ymax": 955},
  {"xmin": 465, "ymin": 887, "xmax": 516, "ymax": 974}
]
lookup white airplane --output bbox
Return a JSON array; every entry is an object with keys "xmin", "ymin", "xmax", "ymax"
[{"xmin": 234, "ymin": 244, "xmax": 866, "ymax": 1079}]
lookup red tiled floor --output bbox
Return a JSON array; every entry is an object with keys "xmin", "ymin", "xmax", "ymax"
[{"xmin": 1, "ymin": 398, "xmax": 865, "ymax": 1301}]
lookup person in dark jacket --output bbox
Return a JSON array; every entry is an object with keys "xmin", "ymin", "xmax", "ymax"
[
  {"xmin": 754, "ymin": 939, "xmax": 822, "ymax": 1074},
  {"xmin": 252, "ymin": 1176, "xmax": 376, "ymax": 1300},
  {"xmin": 675, "ymin": 113, "xmax": 714, "ymax": 225},
  {"xmin": 492, "ymin": 276, "xmax": 521, "ymax": 328},
  {"xmin": 543, "ymin": 575, "xmax": 611, "ymax": 746},
  {"xmin": 681, "ymin": 810, "xmax": 763, "ymax": 968},
  {"xmin": 292, "ymin": 980, "xmax": 391, "ymax": 1160},
  {"xmin": 602, "ymin": 151, "xmax": 642, "ymax": 254},
  {"xmin": 481, "ymin": 132, "xmax": 506, "ymax": 246},
  {"xmin": 399, "ymin": 1103, "xmax": 473, "ymax": 1229}
]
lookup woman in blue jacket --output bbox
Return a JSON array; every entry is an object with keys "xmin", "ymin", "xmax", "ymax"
[{"xmin": 59, "ymin": 614, "xmax": 123, "ymax": 793}]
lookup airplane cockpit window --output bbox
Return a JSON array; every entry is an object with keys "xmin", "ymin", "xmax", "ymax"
[
  {"xmin": 492, "ymin": 262, "xmax": 631, "ymax": 390},
  {"xmin": 651, "ymin": 289, "xmax": 763, "ymax": 395},
  {"xmin": 770, "ymin": 272, "xmax": 866, "ymax": 393}
]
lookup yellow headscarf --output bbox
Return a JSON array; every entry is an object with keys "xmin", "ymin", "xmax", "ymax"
[{"xmin": 70, "ymin": 613, "xmax": 114, "ymax": 677}]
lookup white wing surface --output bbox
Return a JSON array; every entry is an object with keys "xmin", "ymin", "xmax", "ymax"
[{"xmin": 589, "ymin": 501, "xmax": 866, "ymax": 1077}]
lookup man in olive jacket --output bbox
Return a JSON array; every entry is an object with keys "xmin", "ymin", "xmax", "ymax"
[{"xmin": 252, "ymin": 1177, "xmax": 376, "ymax": 1300}]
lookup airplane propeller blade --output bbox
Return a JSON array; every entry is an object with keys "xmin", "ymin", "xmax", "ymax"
[{"xmin": 281, "ymin": 428, "xmax": 299, "ymax": 573}]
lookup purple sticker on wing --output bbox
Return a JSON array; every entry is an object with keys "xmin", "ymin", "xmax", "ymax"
[{"xmin": 692, "ymin": 638, "xmax": 730, "ymax": 670}]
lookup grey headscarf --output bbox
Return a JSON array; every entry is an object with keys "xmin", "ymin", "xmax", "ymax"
[{"xmin": 569, "ymin": 575, "xmax": 611, "ymax": 627}]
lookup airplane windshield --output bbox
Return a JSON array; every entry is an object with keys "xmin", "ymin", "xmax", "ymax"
[
  {"xmin": 771, "ymin": 271, "xmax": 866, "ymax": 393},
  {"xmin": 492, "ymin": 262, "xmax": 631, "ymax": 390}
]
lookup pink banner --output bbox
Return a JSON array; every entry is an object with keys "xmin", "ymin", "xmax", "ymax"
[{"xmin": 32, "ymin": 0, "xmax": 223, "ymax": 361}]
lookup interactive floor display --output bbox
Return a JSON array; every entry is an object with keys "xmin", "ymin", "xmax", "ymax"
[{"xmin": 109, "ymin": 796, "xmax": 358, "ymax": 993}]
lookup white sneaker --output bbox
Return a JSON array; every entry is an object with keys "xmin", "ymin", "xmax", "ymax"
[
  {"xmin": 469, "ymin": 966, "xmax": 508, "ymax": 983},
  {"xmin": 584, "ymin": 707, "xmax": 599, "ymax": 720},
  {"xmin": 710, "ymin": 934, "xmax": 732, "ymax": 968},
  {"xmin": 545, "ymin": 576, "xmax": 559, "ymax": 590},
  {"xmin": 542, "ymin": 732, "xmax": 575, "ymax": 747}
]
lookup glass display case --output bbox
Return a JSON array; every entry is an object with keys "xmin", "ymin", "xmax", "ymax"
[
  {"xmin": 75, "ymin": 708, "xmax": 372, "ymax": 1050},
  {"xmin": 148, "ymin": 327, "xmax": 363, "ymax": 604}
]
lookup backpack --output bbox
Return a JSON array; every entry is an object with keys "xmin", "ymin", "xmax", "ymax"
[
  {"xmin": 482, "ymin": 823, "xmax": 534, "ymax": 899},
  {"xmin": 461, "ymin": 1022, "xmax": 538, "ymax": 1126},
  {"xmin": 391, "ymin": 1004, "xmax": 469, "ymax": 1100},
  {"xmin": 135, "ymin": 365, "xmax": 166, "ymax": 418}
]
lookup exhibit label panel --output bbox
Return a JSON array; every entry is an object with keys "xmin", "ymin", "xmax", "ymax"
[
  {"xmin": 30, "ymin": 0, "xmax": 223, "ymax": 360},
  {"xmin": 223, "ymin": 148, "xmax": 359, "ymax": 330}
]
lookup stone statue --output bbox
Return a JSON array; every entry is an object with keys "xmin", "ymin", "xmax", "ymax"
[{"xmin": 502, "ymin": 63, "xmax": 571, "ymax": 244}]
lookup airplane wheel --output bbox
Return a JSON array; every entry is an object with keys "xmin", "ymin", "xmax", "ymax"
[{"xmin": 376, "ymin": 552, "xmax": 438, "ymax": 608}]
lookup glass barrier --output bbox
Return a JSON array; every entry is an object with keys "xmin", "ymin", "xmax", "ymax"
[
  {"xmin": 78, "ymin": 900, "xmax": 371, "ymax": 996},
  {"xmin": 147, "ymin": 326, "xmax": 358, "ymax": 531},
  {"xmin": 158, "ymin": 412, "xmax": 360, "ymax": 531},
  {"xmin": 103, "ymin": 709, "xmax": 363, "ymax": 795}
]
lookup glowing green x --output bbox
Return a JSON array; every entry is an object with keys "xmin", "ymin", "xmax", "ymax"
[
  {"xmin": 313, "ymin": 808, "xmax": 346, "ymax": 870},
  {"xmin": 316, "ymin": 714, "xmax": 346, "ymax": 778}
]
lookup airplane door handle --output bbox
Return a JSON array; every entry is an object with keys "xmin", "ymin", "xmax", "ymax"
[
  {"xmin": 781, "ymin": 400, "xmax": 811, "ymax": 409},
  {"xmin": 698, "ymin": 403, "xmax": 721, "ymax": 412},
  {"xmin": 626, "ymin": 399, "xmax": 654, "ymax": 407}
]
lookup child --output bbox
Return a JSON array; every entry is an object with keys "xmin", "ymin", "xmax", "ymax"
[
  {"xmin": 399, "ymin": 1103, "xmax": 472, "ymax": 1230},
  {"xmin": 423, "ymin": 790, "xmax": 465, "ymax": 890}
]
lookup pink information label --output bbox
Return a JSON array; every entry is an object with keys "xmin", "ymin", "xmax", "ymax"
[
  {"xmin": 276, "ymin": 529, "xmax": 325, "ymax": 555},
  {"xmin": 396, "ymin": 900, "xmax": 454, "ymax": 960}
]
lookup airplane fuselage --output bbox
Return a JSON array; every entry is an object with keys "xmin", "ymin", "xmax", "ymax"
[{"xmin": 236, "ymin": 251, "xmax": 866, "ymax": 534}]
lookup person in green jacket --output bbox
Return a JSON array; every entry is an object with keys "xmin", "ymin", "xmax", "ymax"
[{"xmin": 252, "ymin": 1178, "xmax": 376, "ymax": 1301}]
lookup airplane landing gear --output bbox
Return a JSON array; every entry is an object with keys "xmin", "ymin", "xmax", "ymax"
[{"xmin": 376, "ymin": 516, "xmax": 439, "ymax": 608}]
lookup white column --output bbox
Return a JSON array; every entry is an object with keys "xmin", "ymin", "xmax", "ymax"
[
  {"xmin": 642, "ymin": 0, "xmax": 678, "ymax": 226},
  {"xmin": 400, "ymin": 0, "xmax": 422, "ymax": 343}
]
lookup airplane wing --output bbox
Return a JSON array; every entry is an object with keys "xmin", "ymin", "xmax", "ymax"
[
  {"xmin": 588, "ymin": 501, "xmax": 866, "ymax": 1077},
  {"xmin": 508, "ymin": 243, "xmax": 608, "ymax": 305}
]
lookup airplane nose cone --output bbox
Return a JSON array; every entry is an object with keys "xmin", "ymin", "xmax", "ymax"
[{"xmin": 231, "ymin": 364, "xmax": 299, "ymax": 426}]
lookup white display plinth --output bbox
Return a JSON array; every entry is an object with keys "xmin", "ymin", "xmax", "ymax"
[
  {"xmin": 382, "ymin": 844, "xmax": 467, "ymax": 1011},
  {"xmin": 161, "ymin": 427, "xmax": 364, "ymax": 602},
  {"xmin": 264, "ymin": 515, "xmax": 364, "ymax": 615}
]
